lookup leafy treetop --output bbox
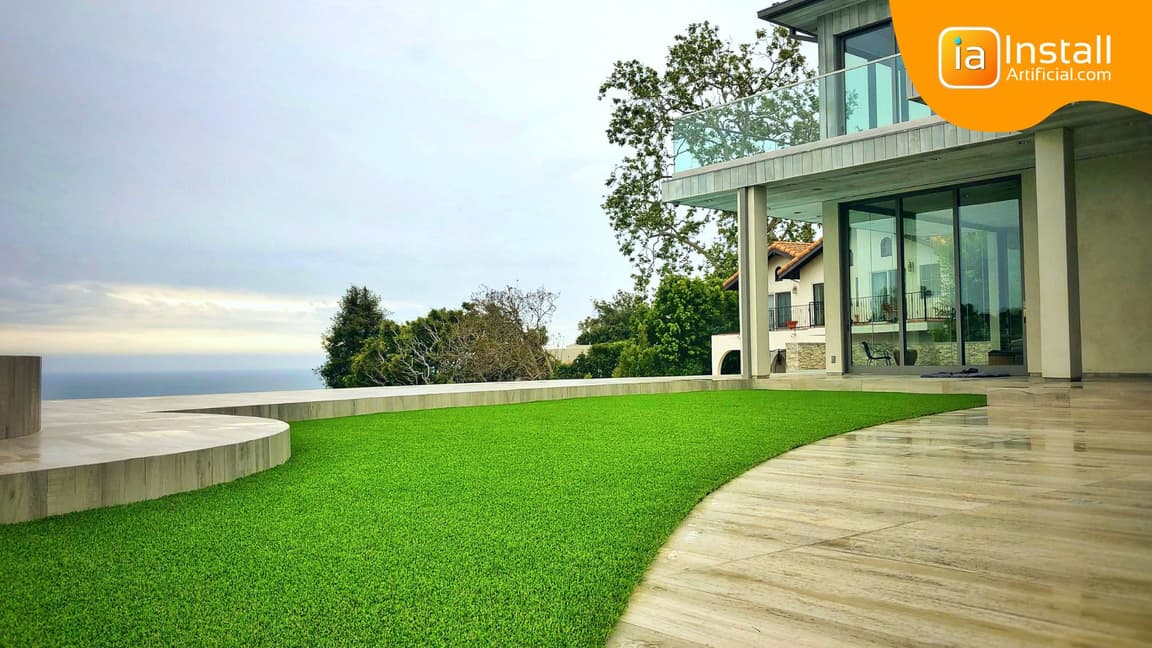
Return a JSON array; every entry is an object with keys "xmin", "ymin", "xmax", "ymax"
[{"xmin": 599, "ymin": 22, "xmax": 818, "ymax": 289}]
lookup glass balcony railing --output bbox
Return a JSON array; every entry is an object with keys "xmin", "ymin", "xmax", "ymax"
[{"xmin": 672, "ymin": 54, "xmax": 931, "ymax": 173}]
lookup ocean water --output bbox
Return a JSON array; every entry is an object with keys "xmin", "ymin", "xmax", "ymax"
[{"xmin": 42, "ymin": 368, "xmax": 325, "ymax": 400}]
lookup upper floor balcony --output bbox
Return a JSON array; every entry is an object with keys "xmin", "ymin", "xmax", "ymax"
[{"xmin": 672, "ymin": 53, "xmax": 932, "ymax": 173}]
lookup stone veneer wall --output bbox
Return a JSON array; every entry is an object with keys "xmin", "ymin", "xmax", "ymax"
[
  {"xmin": 849, "ymin": 341, "xmax": 996, "ymax": 367},
  {"xmin": 786, "ymin": 343, "xmax": 827, "ymax": 370}
]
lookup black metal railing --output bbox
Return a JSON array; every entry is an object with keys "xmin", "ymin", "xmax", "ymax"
[
  {"xmin": 849, "ymin": 291, "xmax": 951, "ymax": 325},
  {"xmin": 768, "ymin": 302, "xmax": 826, "ymax": 331}
]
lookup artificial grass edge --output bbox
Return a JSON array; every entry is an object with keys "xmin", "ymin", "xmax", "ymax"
[
  {"xmin": 590, "ymin": 389, "xmax": 987, "ymax": 641},
  {"xmin": 1, "ymin": 389, "xmax": 987, "ymax": 647}
]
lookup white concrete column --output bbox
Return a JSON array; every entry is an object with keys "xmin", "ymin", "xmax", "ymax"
[
  {"xmin": 0, "ymin": 356, "xmax": 41, "ymax": 439},
  {"xmin": 1020, "ymin": 169, "xmax": 1043, "ymax": 374},
  {"xmin": 737, "ymin": 186, "xmax": 774, "ymax": 378},
  {"xmin": 821, "ymin": 201, "xmax": 844, "ymax": 374},
  {"xmin": 1034, "ymin": 128, "xmax": 1082, "ymax": 381}
]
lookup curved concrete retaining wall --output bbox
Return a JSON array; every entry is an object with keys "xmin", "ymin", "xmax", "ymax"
[
  {"xmin": 0, "ymin": 421, "xmax": 290, "ymax": 524},
  {"xmin": 176, "ymin": 377, "xmax": 745, "ymax": 422},
  {"xmin": 2, "ymin": 376, "xmax": 743, "ymax": 524}
]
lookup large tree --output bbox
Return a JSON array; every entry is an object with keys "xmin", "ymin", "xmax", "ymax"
[
  {"xmin": 458, "ymin": 285, "xmax": 557, "ymax": 382},
  {"xmin": 352, "ymin": 308, "xmax": 469, "ymax": 386},
  {"xmin": 318, "ymin": 285, "xmax": 389, "ymax": 388},
  {"xmin": 575, "ymin": 290, "xmax": 649, "ymax": 345},
  {"xmin": 599, "ymin": 22, "xmax": 818, "ymax": 288},
  {"xmin": 614, "ymin": 274, "xmax": 737, "ymax": 377},
  {"xmin": 341, "ymin": 285, "xmax": 558, "ymax": 386}
]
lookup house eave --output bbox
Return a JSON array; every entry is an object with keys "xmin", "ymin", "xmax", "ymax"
[
  {"xmin": 779, "ymin": 242, "xmax": 823, "ymax": 280},
  {"xmin": 757, "ymin": 0, "xmax": 866, "ymax": 35}
]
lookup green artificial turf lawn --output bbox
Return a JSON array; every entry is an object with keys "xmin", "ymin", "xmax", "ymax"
[{"xmin": 0, "ymin": 390, "xmax": 984, "ymax": 646}]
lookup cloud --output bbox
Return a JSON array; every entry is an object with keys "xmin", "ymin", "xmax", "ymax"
[
  {"xmin": 0, "ymin": 0, "xmax": 764, "ymax": 360},
  {"xmin": 0, "ymin": 278, "xmax": 437, "ymax": 354},
  {"xmin": 1, "ymin": 326, "xmax": 319, "ymax": 355}
]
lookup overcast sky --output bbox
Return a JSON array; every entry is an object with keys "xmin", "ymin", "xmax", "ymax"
[{"xmin": 0, "ymin": 0, "xmax": 770, "ymax": 372}]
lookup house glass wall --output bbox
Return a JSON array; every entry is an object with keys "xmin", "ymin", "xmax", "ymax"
[
  {"xmin": 844, "ymin": 177, "xmax": 1023, "ymax": 370},
  {"xmin": 847, "ymin": 198, "xmax": 899, "ymax": 365},
  {"xmin": 959, "ymin": 179, "xmax": 1025, "ymax": 365},
  {"xmin": 840, "ymin": 22, "xmax": 931, "ymax": 135},
  {"xmin": 902, "ymin": 189, "xmax": 957, "ymax": 367}
]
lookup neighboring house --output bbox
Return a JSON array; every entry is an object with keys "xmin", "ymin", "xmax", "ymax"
[
  {"xmin": 712, "ymin": 240, "xmax": 826, "ymax": 375},
  {"xmin": 546, "ymin": 344, "xmax": 592, "ymax": 364},
  {"xmin": 671, "ymin": 0, "xmax": 1152, "ymax": 379}
]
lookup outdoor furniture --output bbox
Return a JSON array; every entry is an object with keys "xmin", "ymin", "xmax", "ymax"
[
  {"xmin": 861, "ymin": 341, "xmax": 893, "ymax": 366},
  {"xmin": 988, "ymin": 350, "xmax": 1016, "ymax": 366},
  {"xmin": 897, "ymin": 349, "xmax": 918, "ymax": 366}
]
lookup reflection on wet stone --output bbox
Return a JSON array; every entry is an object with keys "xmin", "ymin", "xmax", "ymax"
[{"xmin": 610, "ymin": 378, "xmax": 1152, "ymax": 647}]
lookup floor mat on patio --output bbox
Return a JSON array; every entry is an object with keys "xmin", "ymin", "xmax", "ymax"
[{"xmin": 921, "ymin": 369, "xmax": 1011, "ymax": 378}]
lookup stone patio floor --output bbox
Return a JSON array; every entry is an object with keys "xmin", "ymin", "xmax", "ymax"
[{"xmin": 609, "ymin": 379, "xmax": 1152, "ymax": 647}]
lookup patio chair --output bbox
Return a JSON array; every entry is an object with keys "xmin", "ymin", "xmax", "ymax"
[{"xmin": 861, "ymin": 341, "xmax": 893, "ymax": 366}]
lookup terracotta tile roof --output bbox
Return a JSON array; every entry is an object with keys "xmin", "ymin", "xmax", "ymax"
[
  {"xmin": 768, "ymin": 240, "xmax": 816, "ymax": 258},
  {"xmin": 721, "ymin": 239, "xmax": 822, "ymax": 291},
  {"xmin": 776, "ymin": 238, "xmax": 823, "ymax": 279}
]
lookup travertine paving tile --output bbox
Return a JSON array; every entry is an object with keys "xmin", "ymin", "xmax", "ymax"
[{"xmin": 610, "ymin": 379, "xmax": 1152, "ymax": 647}]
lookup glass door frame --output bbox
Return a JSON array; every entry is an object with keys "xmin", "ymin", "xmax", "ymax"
[{"xmin": 839, "ymin": 176, "xmax": 1026, "ymax": 375}]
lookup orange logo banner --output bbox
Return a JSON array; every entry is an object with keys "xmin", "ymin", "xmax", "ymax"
[{"xmin": 891, "ymin": 0, "xmax": 1150, "ymax": 131}]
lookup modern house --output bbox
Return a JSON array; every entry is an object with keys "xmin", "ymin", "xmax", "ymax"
[
  {"xmin": 671, "ymin": 0, "xmax": 1152, "ymax": 379},
  {"xmin": 712, "ymin": 240, "xmax": 827, "ymax": 375}
]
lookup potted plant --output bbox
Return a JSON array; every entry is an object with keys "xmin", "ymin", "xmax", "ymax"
[
  {"xmin": 881, "ymin": 300, "xmax": 895, "ymax": 322},
  {"xmin": 786, "ymin": 320, "xmax": 798, "ymax": 330}
]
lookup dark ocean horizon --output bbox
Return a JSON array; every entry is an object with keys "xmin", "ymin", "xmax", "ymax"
[{"xmin": 42, "ymin": 368, "xmax": 326, "ymax": 400}]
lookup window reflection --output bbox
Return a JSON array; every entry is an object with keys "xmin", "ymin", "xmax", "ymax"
[
  {"xmin": 844, "ymin": 178, "xmax": 1024, "ymax": 369},
  {"xmin": 902, "ymin": 190, "xmax": 957, "ymax": 367},
  {"xmin": 847, "ymin": 200, "xmax": 899, "ymax": 367},
  {"xmin": 841, "ymin": 22, "xmax": 932, "ymax": 135},
  {"xmin": 959, "ymin": 179, "xmax": 1024, "ymax": 366}
]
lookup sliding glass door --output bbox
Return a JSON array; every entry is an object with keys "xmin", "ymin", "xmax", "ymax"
[
  {"xmin": 846, "ymin": 199, "xmax": 899, "ymax": 367},
  {"xmin": 959, "ymin": 180, "xmax": 1025, "ymax": 366},
  {"xmin": 902, "ymin": 190, "xmax": 957, "ymax": 367},
  {"xmin": 844, "ymin": 177, "xmax": 1023, "ymax": 371}
]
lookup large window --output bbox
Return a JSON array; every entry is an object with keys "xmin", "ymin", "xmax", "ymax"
[
  {"xmin": 840, "ymin": 22, "xmax": 931, "ymax": 135},
  {"xmin": 844, "ymin": 178, "xmax": 1023, "ymax": 369}
]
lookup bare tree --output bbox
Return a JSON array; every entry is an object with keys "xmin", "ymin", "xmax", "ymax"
[
  {"xmin": 393, "ymin": 310, "xmax": 473, "ymax": 385},
  {"xmin": 346, "ymin": 287, "xmax": 558, "ymax": 386},
  {"xmin": 456, "ymin": 285, "xmax": 558, "ymax": 382}
]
